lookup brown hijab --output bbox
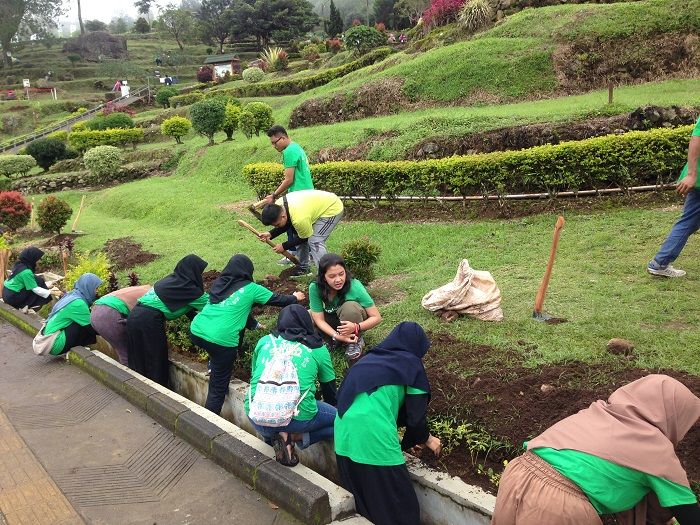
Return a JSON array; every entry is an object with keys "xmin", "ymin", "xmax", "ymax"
[
  {"xmin": 105, "ymin": 285, "xmax": 151, "ymax": 311},
  {"xmin": 528, "ymin": 374, "xmax": 700, "ymax": 487}
]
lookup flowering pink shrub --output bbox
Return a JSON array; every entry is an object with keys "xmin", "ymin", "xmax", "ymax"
[
  {"xmin": 423, "ymin": 0, "xmax": 465, "ymax": 27},
  {"xmin": 374, "ymin": 22, "xmax": 386, "ymax": 32}
]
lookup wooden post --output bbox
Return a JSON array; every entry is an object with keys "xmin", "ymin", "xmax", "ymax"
[
  {"xmin": 61, "ymin": 248, "xmax": 68, "ymax": 276},
  {"xmin": 0, "ymin": 249, "xmax": 10, "ymax": 296},
  {"xmin": 608, "ymin": 81, "xmax": 614, "ymax": 105},
  {"xmin": 71, "ymin": 195, "xmax": 86, "ymax": 232}
]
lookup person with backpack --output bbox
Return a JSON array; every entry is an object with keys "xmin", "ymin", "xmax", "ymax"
[
  {"xmin": 334, "ymin": 322, "xmax": 441, "ymax": 525},
  {"xmin": 126, "ymin": 254, "xmax": 208, "ymax": 387},
  {"xmin": 2, "ymin": 247, "xmax": 60, "ymax": 312},
  {"xmin": 246, "ymin": 304, "xmax": 337, "ymax": 467},
  {"xmin": 189, "ymin": 254, "xmax": 305, "ymax": 415},
  {"xmin": 309, "ymin": 253, "xmax": 382, "ymax": 361}
]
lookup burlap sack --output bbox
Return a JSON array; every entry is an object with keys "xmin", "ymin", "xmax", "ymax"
[{"xmin": 421, "ymin": 259, "xmax": 503, "ymax": 321}]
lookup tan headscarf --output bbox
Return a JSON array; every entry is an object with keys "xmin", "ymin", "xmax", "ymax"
[
  {"xmin": 528, "ymin": 374, "xmax": 700, "ymax": 487},
  {"xmin": 105, "ymin": 285, "xmax": 151, "ymax": 311}
]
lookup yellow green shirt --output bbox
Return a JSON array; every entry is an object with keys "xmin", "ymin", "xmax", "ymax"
[
  {"xmin": 3, "ymin": 268, "xmax": 38, "ymax": 293},
  {"xmin": 44, "ymin": 299, "xmax": 92, "ymax": 355},
  {"xmin": 308, "ymin": 278, "xmax": 374, "ymax": 314},
  {"xmin": 93, "ymin": 295, "xmax": 129, "ymax": 316},
  {"xmin": 136, "ymin": 288, "xmax": 209, "ymax": 320},
  {"xmin": 276, "ymin": 190, "xmax": 343, "ymax": 239}
]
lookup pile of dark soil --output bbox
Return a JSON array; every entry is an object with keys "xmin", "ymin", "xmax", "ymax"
[
  {"xmin": 40, "ymin": 232, "xmax": 81, "ymax": 248},
  {"xmin": 418, "ymin": 332, "xmax": 700, "ymax": 496},
  {"xmin": 103, "ymin": 237, "xmax": 159, "ymax": 271}
]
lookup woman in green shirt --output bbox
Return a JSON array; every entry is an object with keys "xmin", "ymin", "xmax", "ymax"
[
  {"xmin": 492, "ymin": 374, "xmax": 700, "ymax": 525},
  {"xmin": 126, "ymin": 254, "xmax": 208, "ymax": 387},
  {"xmin": 309, "ymin": 253, "xmax": 382, "ymax": 361},
  {"xmin": 334, "ymin": 322, "xmax": 441, "ymax": 525},
  {"xmin": 189, "ymin": 254, "xmax": 304, "ymax": 415},
  {"xmin": 41, "ymin": 273, "xmax": 103, "ymax": 356},
  {"xmin": 2, "ymin": 247, "xmax": 56, "ymax": 311}
]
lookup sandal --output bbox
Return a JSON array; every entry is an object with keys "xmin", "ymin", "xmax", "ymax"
[{"xmin": 273, "ymin": 433, "xmax": 299, "ymax": 467}]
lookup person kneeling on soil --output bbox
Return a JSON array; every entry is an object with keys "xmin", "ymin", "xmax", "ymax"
[
  {"xmin": 37, "ymin": 273, "xmax": 103, "ymax": 356},
  {"xmin": 126, "ymin": 255, "xmax": 208, "ymax": 388},
  {"xmin": 258, "ymin": 189, "xmax": 344, "ymax": 277},
  {"xmin": 3, "ymin": 247, "xmax": 60, "ymax": 312},
  {"xmin": 189, "ymin": 254, "xmax": 305, "ymax": 416},
  {"xmin": 334, "ymin": 322, "xmax": 441, "ymax": 525},
  {"xmin": 90, "ymin": 285, "xmax": 151, "ymax": 366},
  {"xmin": 246, "ymin": 304, "xmax": 337, "ymax": 467},
  {"xmin": 492, "ymin": 374, "xmax": 700, "ymax": 525},
  {"xmin": 309, "ymin": 253, "xmax": 382, "ymax": 361}
]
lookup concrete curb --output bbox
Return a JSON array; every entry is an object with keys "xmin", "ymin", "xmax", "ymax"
[{"xmin": 0, "ymin": 301, "xmax": 353, "ymax": 525}]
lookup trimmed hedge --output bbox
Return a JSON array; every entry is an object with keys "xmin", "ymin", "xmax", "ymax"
[
  {"xmin": 68, "ymin": 128, "xmax": 145, "ymax": 152},
  {"xmin": 0, "ymin": 155, "xmax": 36, "ymax": 178},
  {"xmin": 243, "ymin": 126, "xmax": 693, "ymax": 199},
  {"xmin": 213, "ymin": 47, "xmax": 393, "ymax": 98},
  {"xmin": 168, "ymin": 91, "xmax": 204, "ymax": 108}
]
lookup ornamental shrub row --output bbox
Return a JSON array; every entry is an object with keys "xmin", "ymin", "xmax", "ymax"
[
  {"xmin": 68, "ymin": 128, "xmax": 144, "ymax": 152},
  {"xmin": 243, "ymin": 126, "xmax": 693, "ymax": 199},
  {"xmin": 215, "ymin": 47, "xmax": 393, "ymax": 98},
  {"xmin": 168, "ymin": 91, "xmax": 204, "ymax": 108}
]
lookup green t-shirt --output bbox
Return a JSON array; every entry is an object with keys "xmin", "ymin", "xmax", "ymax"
[
  {"xmin": 136, "ymin": 287, "xmax": 208, "ymax": 320},
  {"xmin": 93, "ymin": 295, "xmax": 129, "ymax": 316},
  {"xmin": 44, "ymin": 299, "xmax": 92, "ymax": 355},
  {"xmin": 190, "ymin": 283, "xmax": 274, "ymax": 347},
  {"xmin": 530, "ymin": 447, "xmax": 697, "ymax": 514},
  {"xmin": 244, "ymin": 334, "xmax": 336, "ymax": 421},
  {"xmin": 282, "ymin": 142, "xmax": 314, "ymax": 193},
  {"xmin": 308, "ymin": 278, "xmax": 375, "ymax": 314},
  {"xmin": 3, "ymin": 268, "xmax": 39, "ymax": 293},
  {"xmin": 334, "ymin": 385, "xmax": 428, "ymax": 466},
  {"xmin": 678, "ymin": 117, "xmax": 700, "ymax": 188}
]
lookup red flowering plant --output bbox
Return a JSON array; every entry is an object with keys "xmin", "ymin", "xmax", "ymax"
[
  {"xmin": 423, "ymin": 0, "xmax": 465, "ymax": 27},
  {"xmin": 0, "ymin": 191, "xmax": 31, "ymax": 231},
  {"xmin": 327, "ymin": 38, "xmax": 342, "ymax": 53},
  {"xmin": 374, "ymin": 22, "xmax": 386, "ymax": 32}
]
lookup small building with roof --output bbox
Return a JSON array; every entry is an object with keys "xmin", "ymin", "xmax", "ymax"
[{"xmin": 203, "ymin": 54, "xmax": 242, "ymax": 78}]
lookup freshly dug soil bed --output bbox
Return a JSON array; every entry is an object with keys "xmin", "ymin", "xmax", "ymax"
[
  {"xmin": 418, "ymin": 332, "xmax": 700, "ymax": 499},
  {"xmin": 40, "ymin": 232, "xmax": 82, "ymax": 248},
  {"xmin": 103, "ymin": 237, "xmax": 159, "ymax": 271}
]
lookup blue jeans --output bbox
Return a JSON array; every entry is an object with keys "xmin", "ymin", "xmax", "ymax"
[
  {"xmin": 250, "ymin": 401, "xmax": 336, "ymax": 449},
  {"xmin": 652, "ymin": 189, "xmax": 700, "ymax": 267}
]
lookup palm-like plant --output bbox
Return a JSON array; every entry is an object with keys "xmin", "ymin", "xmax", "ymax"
[
  {"xmin": 260, "ymin": 46, "xmax": 288, "ymax": 71},
  {"xmin": 458, "ymin": 0, "xmax": 493, "ymax": 32}
]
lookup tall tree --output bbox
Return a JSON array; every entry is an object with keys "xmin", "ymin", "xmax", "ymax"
[
  {"xmin": 76, "ymin": 0, "xmax": 85, "ymax": 34},
  {"xmin": 198, "ymin": 0, "xmax": 235, "ymax": 53},
  {"xmin": 158, "ymin": 5, "xmax": 195, "ymax": 50},
  {"xmin": 0, "ymin": 0, "xmax": 63, "ymax": 67},
  {"xmin": 373, "ymin": 0, "xmax": 395, "ymax": 28},
  {"xmin": 135, "ymin": 0, "xmax": 153, "ymax": 15},
  {"xmin": 328, "ymin": 0, "xmax": 343, "ymax": 37},
  {"xmin": 84, "ymin": 19, "xmax": 107, "ymax": 31},
  {"xmin": 393, "ymin": 0, "xmax": 428, "ymax": 25}
]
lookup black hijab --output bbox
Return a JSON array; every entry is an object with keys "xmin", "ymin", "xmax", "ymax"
[
  {"xmin": 10, "ymin": 247, "xmax": 44, "ymax": 276},
  {"xmin": 209, "ymin": 254, "xmax": 254, "ymax": 304},
  {"xmin": 337, "ymin": 322, "xmax": 431, "ymax": 418},
  {"xmin": 273, "ymin": 304, "xmax": 325, "ymax": 349},
  {"xmin": 153, "ymin": 254, "xmax": 207, "ymax": 311}
]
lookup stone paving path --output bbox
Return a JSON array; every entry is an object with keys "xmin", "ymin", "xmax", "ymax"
[{"xmin": 0, "ymin": 320, "xmax": 299, "ymax": 525}]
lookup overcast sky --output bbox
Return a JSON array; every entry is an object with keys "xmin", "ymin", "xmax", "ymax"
[{"xmin": 60, "ymin": 0, "xmax": 143, "ymax": 24}]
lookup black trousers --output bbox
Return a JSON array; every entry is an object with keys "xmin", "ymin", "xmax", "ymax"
[
  {"xmin": 2, "ymin": 275, "xmax": 52, "ymax": 310},
  {"xmin": 189, "ymin": 331, "xmax": 241, "ymax": 415},
  {"xmin": 126, "ymin": 304, "xmax": 169, "ymax": 387},
  {"xmin": 336, "ymin": 454, "xmax": 420, "ymax": 525},
  {"xmin": 58, "ymin": 322, "xmax": 97, "ymax": 355}
]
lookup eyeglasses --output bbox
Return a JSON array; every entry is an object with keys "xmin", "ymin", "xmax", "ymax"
[{"xmin": 271, "ymin": 136, "xmax": 284, "ymax": 146}]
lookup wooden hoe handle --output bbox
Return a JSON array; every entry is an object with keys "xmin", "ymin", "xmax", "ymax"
[
  {"xmin": 237, "ymin": 220, "xmax": 301, "ymax": 266},
  {"xmin": 534, "ymin": 216, "xmax": 565, "ymax": 314}
]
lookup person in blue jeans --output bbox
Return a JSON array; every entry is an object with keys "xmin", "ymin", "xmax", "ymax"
[
  {"xmin": 648, "ymin": 117, "xmax": 700, "ymax": 277},
  {"xmin": 246, "ymin": 304, "xmax": 337, "ymax": 466}
]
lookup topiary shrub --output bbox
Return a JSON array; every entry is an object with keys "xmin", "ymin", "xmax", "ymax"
[
  {"xmin": 86, "ymin": 112, "xmax": 134, "ymax": 130},
  {"xmin": 25, "ymin": 138, "xmax": 66, "ymax": 171},
  {"xmin": 68, "ymin": 128, "xmax": 144, "ymax": 152},
  {"xmin": 156, "ymin": 86, "xmax": 179, "ymax": 108},
  {"xmin": 72, "ymin": 121, "xmax": 88, "ymax": 132},
  {"xmin": 344, "ymin": 25, "xmax": 386, "ymax": 54},
  {"xmin": 239, "ymin": 110, "xmax": 256, "ymax": 140},
  {"xmin": 189, "ymin": 98, "xmax": 226, "ymax": 146},
  {"xmin": 341, "ymin": 237, "xmax": 381, "ymax": 283},
  {"xmin": 83, "ymin": 145, "xmax": 122, "ymax": 176},
  {"xmin": 242, "ymin": 67, "xmax": 265, "ymax": 83},
  {"xmin": 168, "ymin": 91, "xmax": 204, "ymax": 108},
  {"xmin": 240, "ymin": 101, "xmax": 273, "ymax": 139},
  {"xmin": 47, "ymin": 130, "xmax": 69, "ymax": 142},
  {"xmin": 197, "ymin": 66, "xmax": 214, "ymax": 82},
  {"xmin": 0, "ymin": 155, "xmax": 36, "ymax": 178},
  {"xmin": 161, "ymin": 116, "xmax": 192, "ymax": 144},
  {"xmin": 300, "ymin": 43, "xmax": 323, "ymax": 62},
  {"xmin": 37, "ymin": 195, "xmax": 72, "ymax": 234},
  {"xmin": 222, "ymin": 103, "xmax": 241, "ymax": 141},
  {"xmin": 63, "ymin": 252, "xmax": 110, "ymax": 295},
  {"xmin": 459, "ymin": 0, "xmax": 492, "ymax": 32},
  {"xmin": 0, "ymin": 191, "xmax": 32, "ymax": 231}
]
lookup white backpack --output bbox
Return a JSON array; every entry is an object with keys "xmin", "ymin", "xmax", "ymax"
[{"xmin": 248, "ymin": 336, "xmax": 310, "ymax": 427}]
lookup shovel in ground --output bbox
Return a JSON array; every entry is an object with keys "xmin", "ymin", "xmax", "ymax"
[{"xmin": 533, "ymin": 216, "xmax": 566, "ymax": 322}]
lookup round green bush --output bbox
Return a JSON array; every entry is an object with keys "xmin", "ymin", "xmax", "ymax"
[
  {"xmin": 344, "ymin": 25, "xmax": 385, "ymax": 54},
  {"xmin": 83, "ymin": 145, "xmax": 122, "ymax": 177},
  {"xmin": 240, "ymin": 102, "xmax": 274, "ymax": 138},
  {"xmin": 0, "ymin": 155, "xmax": 36, "ymax": 178},
  {"xmin": 37, "ymin": 195, "xmax": 72, "ymax": 234},
  {"xmin": 156, "ymin": 87, "xmax": 179, "ymax": 108},
  {"xmin": 300, "ymin": 43, "xmax": 322, "ymax": 62},
  {"xmin": 0, "ymin": 191, "xmax": 32, "ymax": 231},
  {"xmin": 25, "ymin": 138, "xmax": 66, "ymax": 171},
  {"xmin": 242, "ymin": 67, "xmax": 265, "ymax": 83},
  {"xmin": 161, "ymin": 116, "xmax": 192, "ymax": 144},
  {"xmin": 189, "ymin": 98, "xmax": 226, "ymax": 145},
  {"xmin": 222, "ymin": 104, "xmax": 241, "ymax": 141}
]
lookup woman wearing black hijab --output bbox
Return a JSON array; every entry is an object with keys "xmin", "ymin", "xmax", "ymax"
[
  {"xmin": 333, "ymin": 322, "xmax": 442, "ymax": 525},
  {"xmin": 2, "ymin": 247, "xmax": 56, "ymax": 310},
  {"xmin": 126, "ymin": 254, "xmax": 208, "ymax": 387},
  {"xmin": 189, "ymin": 254, "xmax": 305, "ymax": 415}
]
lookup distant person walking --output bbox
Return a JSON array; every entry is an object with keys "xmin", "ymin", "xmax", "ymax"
[
  {"xmin": 112, "ymin": 79, "xmax": 122, "ymax": 92},
  {"xmin": 647, "ymin": 116, "xmax": 700, "ymax": 277}
]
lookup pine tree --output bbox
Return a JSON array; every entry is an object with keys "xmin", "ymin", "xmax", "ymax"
[{"xmin": 328, "ymin": 0, "xmax": 343, "ymax": 37}]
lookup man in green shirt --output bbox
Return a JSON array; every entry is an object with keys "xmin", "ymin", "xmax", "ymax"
[
  {"xmin": 264, "ymin": 125, "xmax": 315, "ymax": 266},
  {"xmin": 647, "ymin": 117, "xmax": 700, "ymax": 277}
]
